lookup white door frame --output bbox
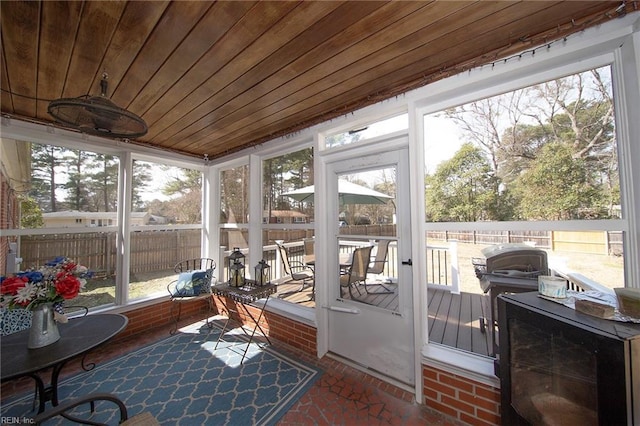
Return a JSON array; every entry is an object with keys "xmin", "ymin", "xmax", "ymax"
[{"xmin": 315, "ymin": 135, "xmax": 416, "ymax": 389}]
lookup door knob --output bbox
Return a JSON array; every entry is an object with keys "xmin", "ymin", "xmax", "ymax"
[{"xmin": 402, "ymin": 259, "xmax": 412, "ymax": 266}]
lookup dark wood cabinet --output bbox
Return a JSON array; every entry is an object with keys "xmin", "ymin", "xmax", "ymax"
[{"xmin": 498, "ymin": 292, "xmax": 640, "ymax": 425}]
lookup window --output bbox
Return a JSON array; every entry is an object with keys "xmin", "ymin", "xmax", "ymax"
[
  {"xmin": 128, "ymin": 160, "xmax": 203, "ymax": 302},
  {"xmin": 219, "ymin": 164, "xmax": 249, "ymax": 283},
  {"xmin": 0, "ymin": 139, "xmax": 120, "ymax": 309},
  {"xmin": 220, "ymin": 164, "xmax": 249, "ymax": 224},
  {"xmin": 423, "ymin": 66, "xmax": 626, "ymax": 358},
  {"xmin": 324, "ymin": 113, "xmax": 408, "ymax": 149},
  {"xmin": 262, "ymin": 147, "xmax": 314, "ymax": 302}
]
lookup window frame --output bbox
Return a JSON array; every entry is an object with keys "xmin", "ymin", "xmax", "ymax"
[
  {"xmin": 414, "ymin": 32, "xmax": 639, "ymax": 381},
  {"xmin": 1, "ymin": 123, "xmax": 206, "ymax": 309}
]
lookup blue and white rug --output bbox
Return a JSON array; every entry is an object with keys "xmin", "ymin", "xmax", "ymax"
[{"xmin": 1, "ymin": 321, "xmax": 322, "ymax": 425}]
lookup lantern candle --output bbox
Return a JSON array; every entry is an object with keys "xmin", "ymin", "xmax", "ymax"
[
  {"xmin": 255, "ymin": 260, "xmax": 271, "ymax": 286},
  {"xmin": 227, "ymin": 247, "xmax": 245, "ymax": 286}
]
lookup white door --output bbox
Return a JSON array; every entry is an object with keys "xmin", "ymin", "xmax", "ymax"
[{"xmin": 326, "ymin": 147, "xmax": 414, "ymax": 386}]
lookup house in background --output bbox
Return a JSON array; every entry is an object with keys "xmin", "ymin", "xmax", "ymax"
[
  {"xmin": 263, "ymin": 210, "xmax": 309, "ymax": 224},
  {"xmin": 42, "ymin": 211, "xmax": 165, "ymax": 228}
]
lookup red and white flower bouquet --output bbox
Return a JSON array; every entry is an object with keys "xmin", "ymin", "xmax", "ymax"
[{"xmin": 0, "ymin": 256, "xmax": 92, "ymax": 322}]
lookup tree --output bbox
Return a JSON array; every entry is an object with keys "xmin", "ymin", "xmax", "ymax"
[
  {"xmin": 29, "ymin": 143, "xmax": 66, "ymax": 212},
  {"xmin": 514, "ymin": 143, "xmax": 599, "ymax": 220},
  {"xmin": 426, "ymin": 143, "xmax": 507, "ymax": 222},
  {"xmin": 438, "ymin": 67, "xmax": 617, "ymax": 220},
  {"xmin": 131, "ymin": 161, "xmax": 153, "ymax": 211},
  {"xmin": 220, "ymin": 165, "xmax": 249, "ymax": 223},
  {"xmin": 86, "ymin": 155, "xmax": 119, "ymax": 212},
  {"xmin": 159, "ymin": 168, "xmax": 202, "ymax": 223},
  {"xmin": 19, "ymin": 195, "xmax": 44, "ymax": 228},
  {"xmin": 62, "ymin": 149, "xmax": 93, "ymax": 211},
  {"xmin": 263, "ymin": 147, "xmax": 313, "ymax": 219}
]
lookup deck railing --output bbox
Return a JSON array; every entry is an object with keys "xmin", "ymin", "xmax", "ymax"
[
  {"xmin": 220, "ymin": 239, "xmax": 460, "ymax": 292},
  {"xmin": 16, "ymin": 231, "xmax": 460, "ymax": 294}
]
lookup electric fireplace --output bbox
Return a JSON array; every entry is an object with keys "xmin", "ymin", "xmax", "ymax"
[{"xmin": 498, "ymin": 292, "xmax": 640, "ymax": 425}]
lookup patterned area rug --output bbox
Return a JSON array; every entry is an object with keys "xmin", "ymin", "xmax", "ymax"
[{"xmin": 1, "ymin": 322, "xmax": 322, "ymax": 425}]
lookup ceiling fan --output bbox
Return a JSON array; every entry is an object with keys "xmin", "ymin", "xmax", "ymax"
[{"xmin": 48, "ymin": 73, "xmax": 148, "ymax": 139}]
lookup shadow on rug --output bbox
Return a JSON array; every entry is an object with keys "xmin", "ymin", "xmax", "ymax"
[{"xmin": 1, "ymin": 321, "xmax": 322, "ymax": 425}]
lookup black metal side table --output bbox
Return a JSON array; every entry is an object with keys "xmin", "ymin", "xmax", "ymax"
[{"xmin": 212, "ymin": 281, "xmax": 277, "ymax": 363}]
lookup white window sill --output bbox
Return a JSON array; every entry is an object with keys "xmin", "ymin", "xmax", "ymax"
[
  {"xmin": 256, "ymin": 297, "xmax": 317, "ymax": 328},
  {"xmin": 422, "ymin": 343, "xmax": 500, "ymax": 388}
]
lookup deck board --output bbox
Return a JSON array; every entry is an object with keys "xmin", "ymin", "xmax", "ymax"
[
  {"xmin": 441, "ymin": 292, "xmax": 462, "ymax": 348},
  {"xmin": 427, "ymin": 288, "xmax": 490, "ymax": 357}
]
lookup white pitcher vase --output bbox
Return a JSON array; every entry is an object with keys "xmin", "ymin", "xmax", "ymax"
[{"xmin": 28, "ymin": 303, "xmax": 60, "ymax": 349}]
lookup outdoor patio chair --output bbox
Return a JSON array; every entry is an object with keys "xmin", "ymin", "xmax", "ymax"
[
  {"xmin": 276, "ymin": 242, "xmax": 315, "ymax": 298},
  {"xmin": 340, "ymin": 245, "xmax": 373, "ymax": 301},
  {"xmin": 167, "ymin": 258, "xmax": 216, "ymax": 335},
  {"xmin": 364, "ymin": 239, "xmax": 394, "ymax": 294},
  {"xmin": 33, "ymin": 392, "xmax": 160, "ymax": 426}
]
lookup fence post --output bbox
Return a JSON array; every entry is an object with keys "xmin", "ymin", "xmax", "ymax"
[
  {"xmin": 449, "ymin": 239, "xmax": 460, "ymax": 294},
  {"xmin": 217, "ymin": 246, "xmax": 227, "ymax": 284},
  {"xmin": 275, "ymin": 240, "xmax": 284, "ymax": 280},
  {"xmin": 106, "ymin": 233, "xmax": 113, "ymax": 276}
]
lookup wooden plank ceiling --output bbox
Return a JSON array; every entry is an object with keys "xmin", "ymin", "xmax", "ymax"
[{"xmin": 0, "ymin": 1, "xmax": 631, "ymax": 160}]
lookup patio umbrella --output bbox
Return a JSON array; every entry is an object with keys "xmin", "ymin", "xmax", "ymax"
[{"xmin": 283, "ymin": 179, "xmax": 393, "ymax": 205}]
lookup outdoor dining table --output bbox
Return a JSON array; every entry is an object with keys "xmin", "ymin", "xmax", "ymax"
[
  {"xmin": 0, "ymin": 313, "xmax": 128, "ymax": 413},
  {"xmin": 305, "ymin": 252, "xmax": 352, "ymax": 269}
]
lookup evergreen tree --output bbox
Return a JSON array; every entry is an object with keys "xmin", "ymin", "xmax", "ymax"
[
  {"xmin": 62, "ymin": 149, "xmax": 93, "ymax": 211},
  {"xmin": 29, "ymin": 143, "xmax": 65, "ymax": 212},
  {"xmin": 86, "ymin": 154, "xmax": 119, "ymax": 212}
]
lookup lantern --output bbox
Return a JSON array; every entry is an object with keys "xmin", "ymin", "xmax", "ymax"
[
  {"xmin": 227, "ymin": 247, "xmax": 245, "ymax": 287},
  {"xmin": 254, "ymin": 260, "xmax": 271, "ymax": 286}
]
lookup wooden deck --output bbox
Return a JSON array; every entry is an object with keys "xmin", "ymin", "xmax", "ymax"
[
  {"xmin": 427, "ymin": 288, "xmax": 490, "ymax": 357},
  {"xmin": 276, "ymin": 281, "xmax": 490, "ymax": 357}
]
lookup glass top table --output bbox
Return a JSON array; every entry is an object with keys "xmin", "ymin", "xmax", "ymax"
[{"xmin": 1, "ymin": 313, "xmax": 128, "ymax": 412}]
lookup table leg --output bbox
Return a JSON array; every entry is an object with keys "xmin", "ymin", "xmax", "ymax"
[
  {"xmin": 238, "ymin": 300, "xmax": 271, "ymax": 346},
  {"xmin": 27, "ymin": 360, "xmax": 66, "ymax": 414},
  {"xmin": 28, "ymin": 373, "xmax": 47, "ymax": 413},
  {"xmin": 49, "ymin": 361, "xmax": 66, "ymax": 407},
  {"xmin": 214, "ymin": 297, "xmax": 272, "ymax": 364}
]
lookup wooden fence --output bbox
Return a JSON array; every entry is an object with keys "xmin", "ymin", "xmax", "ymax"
[
  {"xmin": 19, "ymin": 230, "xmax": 202, "ymax": 276},
  {"xmin": 16, "ymin": 227, "xmax": 622, "ymax": 278},
  {"xmin": 427, "ymin": 230, "xmax": 623, "ymax": 255}
]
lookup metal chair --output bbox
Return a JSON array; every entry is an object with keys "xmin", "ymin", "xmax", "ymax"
[
  {"xmin": 364, "ymin": 239, "xmax": 394, "ymax": 294},
  {"xmin": 33, "ymin": 392, "xmax": 160, "ymax": 426},
  {"xmin": 167, "ymin": 258, "xmax": 216, "ymax": 334},
  {"xmin": 276, "ymin": 243, "xmax": 315, "ymax": 297},
  {"xmin": 340, "ymin": 245, "xmax": 373, "ymax": 300}
]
